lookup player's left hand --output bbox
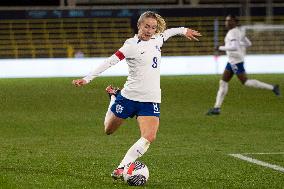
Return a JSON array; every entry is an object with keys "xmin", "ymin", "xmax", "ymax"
[{"xmin": 185, "ymin": 29, "xmax": 202, "ymax": 41}]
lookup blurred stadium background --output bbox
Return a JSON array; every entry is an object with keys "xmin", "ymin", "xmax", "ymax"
[{"xmin": 0, "ymin": 0, "xmax": 283, "ymax": 59}]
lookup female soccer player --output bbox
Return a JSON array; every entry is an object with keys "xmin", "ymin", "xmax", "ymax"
[
  {"xmin": 207, "ymin": 15, "xmax": 280, "ymax": 115},
  {"xmin": 72, "ymin": 11, "xmax": 201, "ymax": 179}
]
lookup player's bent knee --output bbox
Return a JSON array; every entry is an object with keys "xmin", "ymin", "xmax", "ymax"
[
  {"xmin": 104, "ymin": 127, "xmax": 113, "ymax": 135},
  {"xmin": 104, "ymin": 122, "xmax": 113, "ymax": 135},
  {"xmin": 104, "ymin": 120, "xmax": 109, "ymax": 128},
  {"xmin": 104, "ymin": 124, "xmax": 116, "ymax": 135},
  {"xmin": 104, "ymin": 119, "xmax": 122, "ymax": 135}
]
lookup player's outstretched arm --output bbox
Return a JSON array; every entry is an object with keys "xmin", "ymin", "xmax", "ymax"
[
  {"xmin": 71, "ymin": 53, "xmax": 123, "ymax": 87},
  {"xmin": 162, "ymin": 27, "xmax": 202, "ymax": 42},
  {"xmin": 184, "ymin": 28, "xmax": 202, "ymax": 41}
]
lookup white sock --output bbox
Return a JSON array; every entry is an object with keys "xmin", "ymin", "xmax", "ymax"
[
  {"xmin": 104, "ymin": 96, "xmax": 116, "ymax": 125},
  {"xmin": 118, "ymin": 137, "xmax": 150, "ymax": 168},
  {"xmin": 214, "ymin": 80, "xmax": 228, "ymax": 108},
  {"xmin": 244, "ymin": 79, "xmax": 273, "ymax": 90}
]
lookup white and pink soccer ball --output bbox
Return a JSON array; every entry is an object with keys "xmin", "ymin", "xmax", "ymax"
[{"xmin": 123, "ymin": 161, "xmax": 149, "ymax": 186}]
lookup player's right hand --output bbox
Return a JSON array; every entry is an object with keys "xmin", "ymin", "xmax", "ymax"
[{"xmin": 72, "ymin": 79, "xmax": 87, "ymax": 87}]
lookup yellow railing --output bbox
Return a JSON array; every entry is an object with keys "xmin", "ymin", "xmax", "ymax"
[
  {"xmin": 0, "ymin": 16, "xmax": 283, "ymax": 58},
  {"xmin": 0, "ymin": 17, "xmax": 133, "ymax": 58}
]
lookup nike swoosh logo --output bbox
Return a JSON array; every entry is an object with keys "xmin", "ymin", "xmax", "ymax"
[{"xmin": 137, "ymin": 150, "xmax": 142, "ymax": 155}]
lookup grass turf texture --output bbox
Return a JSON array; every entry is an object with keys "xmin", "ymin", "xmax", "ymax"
[{"xmin": 0, "ymin": 74, "xmax": 283, "ymax": 188}]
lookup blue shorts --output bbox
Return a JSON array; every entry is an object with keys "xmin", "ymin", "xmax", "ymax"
[
  {"xmin": 110, "ymin": 93, "xmax": 160, "ymax": 119},
  {"xmin": 225, "ymin": 62, "xmax": 246, "ymax": 74}
]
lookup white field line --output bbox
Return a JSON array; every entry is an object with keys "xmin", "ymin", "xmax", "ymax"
[
  {"xmin": 229, "ymin": 153, "xmax": 284, "ymax": 173},
  {"xmin": 242, "ymin": 152, "xmax": 284, "ymax": 155}
]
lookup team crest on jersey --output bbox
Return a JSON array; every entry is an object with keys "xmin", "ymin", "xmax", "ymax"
[{"xmin": 116, "ymin": 104, "xmax": 124, "ymax": 114}]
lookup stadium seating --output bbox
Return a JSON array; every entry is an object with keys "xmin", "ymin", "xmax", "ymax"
[
  {"xmin": 0, "ymin": 18, "xmax": 133, "ymax": 58},
  {"xmin": 0, "ymin": 16, "xmax": 283, "ymax": 58}
]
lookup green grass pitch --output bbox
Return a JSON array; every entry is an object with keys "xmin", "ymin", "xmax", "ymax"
[{"xmin": 0, "ymin": 74, "xmax": 283, "ymax": 188}]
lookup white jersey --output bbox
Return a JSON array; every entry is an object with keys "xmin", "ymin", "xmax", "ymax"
[
  {"xmin": 82, "ymin": 27, "xmax": 186, "ymax": 103},
  {"xmin": 220, "ymin": 27, "xmax": 251, "ymax": 64},
  {"xmin": 118, "ymin": 28, "xmax": 186, "ymax": 103}
]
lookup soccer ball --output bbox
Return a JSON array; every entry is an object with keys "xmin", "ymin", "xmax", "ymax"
[{"xmin": 123, "ymin": 161, "xmax": 149, "ymax": 186}]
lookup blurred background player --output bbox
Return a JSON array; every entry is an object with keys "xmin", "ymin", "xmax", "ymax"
[
  {"xmin": 207, "ymin": 15, "xmax": 281, "ymax": 116},
  {"xmin": 72, "ymin": 11, "xmax": 201, "ymax": 179}
]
